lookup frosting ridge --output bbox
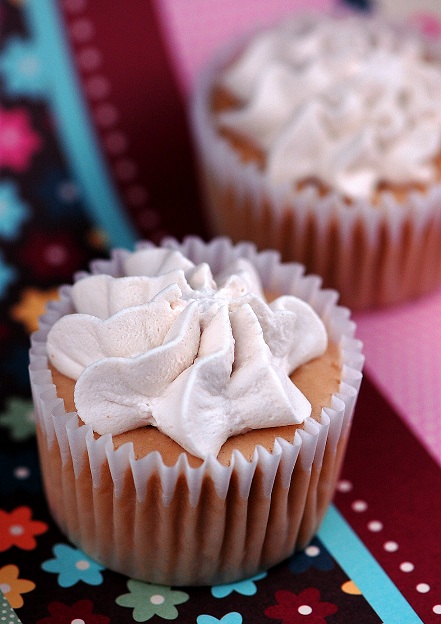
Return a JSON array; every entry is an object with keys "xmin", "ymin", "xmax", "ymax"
[
  {"xmin": 217, "ymin": 14, "xmax": 441, "ymax": 198},
  {"xmin": 47, "ymin": 248, "xmax": 328, "ymax": 458}
]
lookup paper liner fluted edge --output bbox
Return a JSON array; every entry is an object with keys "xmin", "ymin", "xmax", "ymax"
[
  {"xmin": 190, "ymin": 18, "xmax": 441, "ymax": 309},
  {"xmin": 29, "ymin": 236, "xmax": 364, "ymax": 584}
]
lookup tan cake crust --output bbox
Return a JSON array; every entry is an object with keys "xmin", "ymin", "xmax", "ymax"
[{"xmin": 49, "ymin": 339, "xmax": 341, "ymax": 468}]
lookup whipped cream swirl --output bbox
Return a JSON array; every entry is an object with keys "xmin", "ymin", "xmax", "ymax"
[
  {"xmin": 217, "ymin": 14, "xmax": 441, "ymax": 199},
  {"xmin": 47, "ymin": 248, "xmax": 327, "ymax": 459}
]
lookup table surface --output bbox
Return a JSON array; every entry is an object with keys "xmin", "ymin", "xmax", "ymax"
[{"xmin": 1, "ymin": 1, "xmax": 441, "ymax": 623}]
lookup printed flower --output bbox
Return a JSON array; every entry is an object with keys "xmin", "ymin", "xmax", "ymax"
[
  {"xmin": 0, "ymin": 36, "xmax": 47, "ymax": 99},
  {"xmin": 18, "ymin": 230, "xmax": 87, "ymax": 280},
  {"xmin": 0, "ymin": 506, "xmax": 48, "ymax": 552},
  {"xmin": 116, "ymin": 579, "xmax": 189, "ymax": 621},
  {"xmin": 36, "ymin": 599, "xmax": 110, "ymax": 624},
  {"xmin": 0, "ymin": 397, "xmax": 35, "ymax": 441},
  {"xmin": 197, "ymin": 614, "xmax": 242, "ymax": 624},
  {"xmin": 0, "ymin": 564, "xmax": 35, "ymax": 609},
  {"xmin": 410, "ymin": 12, "xmax": 441, "ymax": 38},
  {"xmin": 0, "ymin": 252, "xmax": 16, "ymax": 299},
  {"xmin": 288, "ymin": 539, "xmax": 334, "ymax": 574},
  {"xmin": 211, "ymin": 572, "xmax": 267, "ymax": 598},
  {"xmin": 86, "ymin": 227, "xmax": 108, "ymax": 251},
  {"xmin": 341, "ymin": 580, "xmax": 362, "ymax": 595},
  {"xmin": 41, "ymin": 544, "xmax": 105, "ymax": 587},
  {"xmin": 0, "ymin": 181, "xmax": 30, "ymax": 240},
  {"xmin": 37, "ymin": 168, "xmax": 84, "ymax": 222},
  {"xmin": 11, "ymin": 287, "xmax": 59, "ymax": 334},
  {"xmin": 265, "ymin": 588, "xmax": 338, "ymax": 624},
  {"xmin": 0, "ymin": 107, "xmax": 42, "ymax": 171},
  {"xmin": 0, "ymin": 450, "xmax": 41, "ymax": 495}
]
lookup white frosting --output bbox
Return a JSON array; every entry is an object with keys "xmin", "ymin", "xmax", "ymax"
[
  {"xmin": 47, "ymin": 248, "xmax": 328, "ymax": 459},
  {"xmin": 217, "ymin": 14, "xmax": 441, "ymax": 198}
]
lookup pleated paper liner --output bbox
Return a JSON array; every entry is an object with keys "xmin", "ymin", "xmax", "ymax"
[{"xmin": 190, "ymin": 23, "xmax": 441, "ymax": 309}]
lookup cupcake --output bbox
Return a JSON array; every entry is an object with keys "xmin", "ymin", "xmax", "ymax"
[
  {"xmin": 191, "ymin": 12, "xmax": 441, "ymax": 309},
  {"xmin": 29, "ymin": 236, "xmax": 363, "ymax": 585}
]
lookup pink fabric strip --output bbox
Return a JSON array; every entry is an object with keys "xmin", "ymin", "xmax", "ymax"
[
  {"xmin": 155, "ymin": 0, "xmax": 334, "ymax": 95},
  {"xmin": 354, "ymin": 287, "xmax": 441, "ymax": 468}
]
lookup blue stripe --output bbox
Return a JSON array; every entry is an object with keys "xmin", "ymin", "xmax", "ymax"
[
  {"xmin": 24, "ymin": 0, "xmax": 138, "ymax": 250},
  {"xmin": 318, "ymin": 505, "xmax": 424, "ymax": 624}
]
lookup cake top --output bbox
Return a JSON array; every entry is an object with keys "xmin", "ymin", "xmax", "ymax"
[
  {"xmin": 217, "ymin": 13, "xmax": 441, "ymax": 199},
  {"xmin": 46, "ymin": 247, "xmax": 327, "ymax": 459}
]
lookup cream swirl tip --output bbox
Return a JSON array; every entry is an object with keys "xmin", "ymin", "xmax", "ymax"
[{"xmin": 46, "ymin": 248, "xmax": 327, "ymax": 458}]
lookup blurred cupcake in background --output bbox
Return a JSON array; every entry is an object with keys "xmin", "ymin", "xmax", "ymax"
[{"xmin": 191, "ymin": 11, "xmax": 441, "ymax": 309}]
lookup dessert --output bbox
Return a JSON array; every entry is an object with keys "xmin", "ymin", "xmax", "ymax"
[
  {"xmin": 191, "ymin": 12, "xmax": 441, "ymax": 308},
  {"xmin": 29, "ymin": 236, "xmax": 363, "ymax": 585}
]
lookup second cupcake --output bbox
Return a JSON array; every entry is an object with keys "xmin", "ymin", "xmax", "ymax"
[{"xmin": 191, "ymin": 12, "xmax": 441, "ymax": 309}]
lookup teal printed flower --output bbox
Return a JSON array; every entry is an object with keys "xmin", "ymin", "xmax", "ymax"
[
  {"xmin": 0, "ymin": 36, "xmax": 47, "ymax": 99},
  {"xmin": 116, "ymin": 579, "xmax": 189, "ymax": 621},
  {"xmin": 211, "ymin": 571, "xmax": 267, "ymax": 598},
  {"xmin": 197, "ymin": 614, "xmax": 242, "ymax": 624},
  {"xmin": 41, "ymin": 544, "xmax": 105, "ymax": 587},
  {"xmin": 0, "ymin": 252, "xmax": 16, "ymax": 299},
  {"xmin": 0, "ymin": 397, "xmax": 35, "ymax": 441},
  {"xmin": 0, "ymin": 182, "xmax": 30, "ymax": 240}
]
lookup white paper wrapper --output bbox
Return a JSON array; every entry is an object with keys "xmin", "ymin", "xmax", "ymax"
[
  {"xmin": 29, "ymin": 236, "xmax": 363, "ymax": 585},
  {"xmin": 190, "ymin": 24, "xmax": 441, "ymax": 309}
]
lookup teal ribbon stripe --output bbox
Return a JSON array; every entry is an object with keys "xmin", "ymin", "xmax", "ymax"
[
  {"xmin": 318, "ymin": 505, "xmax": 424, "ymax": 624},
  {"xmin": 24, "ymin": 0, "xmax": 138, "ymax": 250}
]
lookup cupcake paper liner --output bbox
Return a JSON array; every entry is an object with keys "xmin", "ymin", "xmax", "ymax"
[
  {"xmin": 29, "ymin": 236, "xmax": 363, "ymax": 585},
  {"xmin": 190, "ymin": 28, "xmax": 441, "ymax": 309}
]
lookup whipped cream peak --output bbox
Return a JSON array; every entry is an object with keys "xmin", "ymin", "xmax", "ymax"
[
  {"xmin": 215, "ymin": 258, "xmax": 265, "ymax": 300},
  {"xmin": 71, "ymin": 272, "xmax": 190, "ymax": 318},
  {"xmin": 217, "ymin": 14, "xmax": 441, "ymax": 198},
  {"xmin": 47, "ymin": 248, "xmax": 328, "ymax": 458},
  {"xmin": 124, "ymin": 247, "xmax": 195, "ymax": 278}
]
